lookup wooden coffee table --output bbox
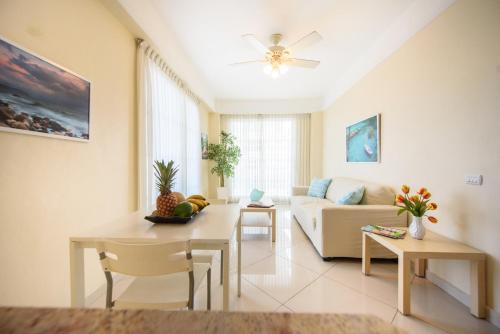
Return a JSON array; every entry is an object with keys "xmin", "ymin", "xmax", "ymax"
[
  {"xmin": 238, "ymin": 197, "xmax": 276, "ymax": 242},
  {"xmin": 362, "ymin": 228, "xmax": 486, "ymax": 318}
]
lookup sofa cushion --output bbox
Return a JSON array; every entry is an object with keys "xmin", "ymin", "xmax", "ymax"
[
  {"xmin": 336, "ymin": 185, "xmax": 365, "ymax": 205},
  {"xmin": 326, "ymin": 177, "xmax": 395, "ymax": 205},
  {"xmin": 307, "ymin": 178, "xmax": 332, "ymax": 198},
  {"xmin": 290, "ymin": 195, "xmax": 318, "ymax": 208}
]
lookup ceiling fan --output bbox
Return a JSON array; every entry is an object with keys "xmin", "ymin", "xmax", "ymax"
[{"xmin": 231, "ymin": 31, "xmax": 322, "ymax": 78}]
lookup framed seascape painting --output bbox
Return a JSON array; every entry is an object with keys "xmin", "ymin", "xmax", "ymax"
[
  {"xmin": 0, "ymin": 37, "xmax": 90, "ymax": 141},
  {"xmin": 201, "ymin": 132, "xmax": 208, "ymax": 159},
  {"xmin": 346, "ymin": 114, "xmax": 380, "ymax": 163}
]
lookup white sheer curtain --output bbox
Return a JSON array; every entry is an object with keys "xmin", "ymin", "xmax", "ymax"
[
  {"xmin": 222, "ymin": 114, "xmax": 310, "ymax": 203},
  {"xmin": 137, "ymin": 41, "xmax": 201, "ymax": 209}
]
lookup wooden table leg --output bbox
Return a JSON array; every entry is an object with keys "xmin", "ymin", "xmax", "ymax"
[
  {"xmin": 362, "ymin": 233, "xmax": 371, "ymax": 275},
  {"xmin": 69, "ymin": 241, "xmax": 85, "ymax": 307},
  {"xmin": 222, "ymin": 242, "xmax": 230, "ymax": 311},
  {"xmin": 470, "ymin": 258, "xmax": 486, "ymax": 318},
  {"xmin": 415, "ymin": 258, "xmax": 426, "ymax": 278},
  {"xmin": 237, "ymin": 212, "xmax": 242, "ymax": 297},
  {"xmin": 398, "ymin": 254, "xmax": 411, "ymax": 315},
  {"xmin": 271, "ymin": 209, "xmax": 276, "ymax": 242}
]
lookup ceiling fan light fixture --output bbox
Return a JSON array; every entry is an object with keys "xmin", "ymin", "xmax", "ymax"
[
  {"xmin": 279, "ymin": 64, "xmax": 288, "ymax": 74},
  {"xmin": 271, "ymin": 67, "xmax": 280, "ymax": 79},
  {"xmin": 236, "ymin": 31, "xmax": 322, "ymax": 79},
  {"xmin": 263, "ymin": 64, "xmax": 273, "ymax": 75}
]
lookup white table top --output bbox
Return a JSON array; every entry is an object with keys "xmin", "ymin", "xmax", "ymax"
[
  {"xmin": 365, "ymin": 228, "xmax": 485, "ymax": 260},
  {"xmin": 70, "ymin": 204, "xmax": 240, "ymax": 244}
]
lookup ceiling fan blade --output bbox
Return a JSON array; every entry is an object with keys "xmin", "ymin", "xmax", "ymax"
[
  {"xmin": 229, "ymin": 60, "xmax": 266, "ymax": 66},
  {"xmin": 287, "ymin": 31, "xmax": 322, "ymax": 52},
  {"xmin": 242, "ymin": 34, "xmax": 269, "ymax": 55},
  {"xmin": 287, "ymin": 58, "xmax": 320, "ymax": 68}
]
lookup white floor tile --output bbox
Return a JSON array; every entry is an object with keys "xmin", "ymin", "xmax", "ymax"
[
  {"xmin": 392, "ymin": 313, "xmax": 449, "ymax": 334},
  {"xmin": 194, "ymin": 274, "xmax": 281, "ymax": 312},
  {"xmin": 274, "ymin": 305, "xmax": 294, "ymax": 313},
  {"xmin": 277, "ymin": 239, "xmax": 335, "ymax": 275},
  {"xmin": 324, "ymin": 260, "xmax": 398, "ymax": 307},
  {"xmin": 243, "ymin": 255, "xmax": 320, "ymax": 304},
  {"xmin": 285, "ymin": 276, "xmax": 397, "ymax": 323},
  {"xmin": 406, "ymin": 277, "xmax": 499, "ymax": 334}
]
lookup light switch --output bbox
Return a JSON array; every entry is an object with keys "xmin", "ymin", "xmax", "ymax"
[{"xmin": 465, "ymin": 175, "xmax": 483, "ymax": 185}]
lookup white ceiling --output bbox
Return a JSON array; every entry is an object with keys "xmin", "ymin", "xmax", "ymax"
[{"xmin": 151, "ymin": 0, "xmax": 454, "ymax": 107}]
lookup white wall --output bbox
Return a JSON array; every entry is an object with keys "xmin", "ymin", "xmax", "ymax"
[
  {"xmin": 107, "ymin": 0, "xmax": 215, "ymax": 109},
  {"xmin": 216, "ymin": 98, "xmax": 323, "ymax": 115},
  {"xmin": 322, "ymin": 0, "xmax": 500, "ymax": 317}
]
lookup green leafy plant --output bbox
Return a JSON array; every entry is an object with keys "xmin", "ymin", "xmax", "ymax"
[{"xmin": 207, "ymin": 131, "xmax": 241, "ymax": 187}]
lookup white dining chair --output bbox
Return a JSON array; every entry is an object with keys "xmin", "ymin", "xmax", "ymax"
[
  {"xmin": 96, "ymin": 240, "xmax": 211, "ymax": 310},
  {"xmin": 193, "ymin": 250, "xmax": 224, "ymax": 285}
]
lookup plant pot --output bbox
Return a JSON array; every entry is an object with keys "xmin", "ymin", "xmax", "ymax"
[
  {"xmin": 217, "ymin": 187, "xmax": 229, "ymax": 201},
  {"xmin": 409, "ymin": 216, "xmax": 426, "ymax": 240}
]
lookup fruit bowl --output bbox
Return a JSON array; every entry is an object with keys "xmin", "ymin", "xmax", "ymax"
[{"xmin": 145, "ymin": 211, "xmax": 199, "ymax": 224}]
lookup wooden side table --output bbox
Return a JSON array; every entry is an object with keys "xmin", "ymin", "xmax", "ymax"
[
  {"xmin": 238, "ymin": 197, "xmax": 276, "ymax": 242},
  {"xmin": 362, "ymin": 228, "xmax": 486, "ymax": 318}
]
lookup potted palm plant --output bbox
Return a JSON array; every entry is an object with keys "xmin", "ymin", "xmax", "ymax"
[{"xmin": 207, "ymin": 131, "xmax": 241, "ymax": 200}]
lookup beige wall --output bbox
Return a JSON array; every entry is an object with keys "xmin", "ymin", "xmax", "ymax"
[
  {"xmin": 0, "ymin": 0, "xmax": 137, "ymax": 306},
  {"xmin": 310, "ymin": 112, "xmax": 323, "ymax": 181},
  {"xmin": 323, "ymin": 0, "xmax": 500, "ymax": 314}
]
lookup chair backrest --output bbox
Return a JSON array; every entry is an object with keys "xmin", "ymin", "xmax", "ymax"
[{"xmin": 96, "ymin": 240, "xmax": 193, "ymax": 276}]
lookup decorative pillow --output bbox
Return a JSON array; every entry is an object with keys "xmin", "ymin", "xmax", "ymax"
[
  {"xmin": 307, "ymin": 178, "xmax": 332, "ymax": 198},
  {"xmin": 250, "ymin": 188, "xmax": 264, "ymax": 201},
  {"xmin": 336, "ymin": 185, "xmax": 365, "ymax": 205}
]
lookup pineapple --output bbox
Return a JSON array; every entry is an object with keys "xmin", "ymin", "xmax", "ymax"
[{"xmin": 154, "ymin": 160, "xmax": 179, "ymax": 216}]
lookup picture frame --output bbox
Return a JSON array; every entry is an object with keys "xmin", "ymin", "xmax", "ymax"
[
  {"xmin": 345, "ymin": 114, "xmax": 380, "ymax": 163},
  {"xmin": 201, "ymin": 132, "xmax": 208, "ymax": 159},
  {"xmin": 0, "ymin": 36, "xmax": 91, "ymax": 142}
]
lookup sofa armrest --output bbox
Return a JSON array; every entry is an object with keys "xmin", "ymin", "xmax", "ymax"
[
  {"xmin": 292, "ymin": 186, "xmax": 309, "ymax": 196},
  {"xmin": 317, "ymin": 205, "xmax": 408, "ymax": 258}
]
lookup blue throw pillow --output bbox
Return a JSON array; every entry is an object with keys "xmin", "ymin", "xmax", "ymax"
[
  {"xmin": 250, "ymin": 188, "xmax": 264, "ymax": 201},
  {"xmin": 307, "ymin": 178, "xmax": 332, "ymax": 198},
  {"xmin": 336, "ymin": 186, "xmax": 365, "ymax": 205}
]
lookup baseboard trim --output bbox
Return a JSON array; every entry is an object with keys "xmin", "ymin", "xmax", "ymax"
[{"xmin": 426, "ymin": 270, "xmax": 500, "ymax": 328}]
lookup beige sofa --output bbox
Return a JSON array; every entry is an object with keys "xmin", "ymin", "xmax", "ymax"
[{"xmin": 291, "ymin": 177, "xmax": 408, "ymax": 259}]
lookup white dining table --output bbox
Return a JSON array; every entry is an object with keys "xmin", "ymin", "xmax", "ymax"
[{"xmin": 69, "ymin": 204, "xmax": 242, "ymax": 311}]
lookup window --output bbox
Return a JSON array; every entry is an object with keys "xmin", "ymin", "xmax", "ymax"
[
  {"xmin": 138, "ymin": 43, "xmax": 201, "ymax": 208},
  {"xmin": 222, "ymin": 114, "xmax": 310, "ymax": 203}
]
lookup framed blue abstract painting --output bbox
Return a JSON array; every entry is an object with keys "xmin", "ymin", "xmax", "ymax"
[{"xmin": 346, "ymin": 114, "xmax": 380, "ymax": 163}]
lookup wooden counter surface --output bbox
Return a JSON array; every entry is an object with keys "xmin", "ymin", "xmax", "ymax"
[{"xmin": 0, "ymin": 307, "xmax": 405, "ymax": 334}]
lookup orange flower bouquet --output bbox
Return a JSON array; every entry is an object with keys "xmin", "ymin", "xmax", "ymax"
[{"xmin": 395, "ymin": 185, "xmax": 438, "ymax": 239}]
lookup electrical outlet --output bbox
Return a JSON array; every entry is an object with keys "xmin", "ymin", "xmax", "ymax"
[{"xmin": 465, "ymin": 175, "xmax": 483, "ymax": 185}]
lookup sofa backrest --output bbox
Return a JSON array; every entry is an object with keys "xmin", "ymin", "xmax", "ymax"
[{"xmin": 325, "ymin": 177, "xmax": 395, "ymax": 205}]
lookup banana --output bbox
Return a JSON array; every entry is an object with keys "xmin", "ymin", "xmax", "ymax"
[
  {"xmin": 190, "ymin": 203, "xmax": 199, "ymax": 213},
  {"xmin": 188, "ymin": 194, "xmax": 206, "ymax": 201},
  {"xmin": 188, "ymin": 198, "xmax": 206, "ymax": 208}
]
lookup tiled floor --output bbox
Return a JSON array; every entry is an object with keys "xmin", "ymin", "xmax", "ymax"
[{"xmin": 91, "ymin": 206, "xmax": 499, "ymax": 334}]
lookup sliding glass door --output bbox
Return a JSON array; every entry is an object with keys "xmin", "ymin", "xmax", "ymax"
[{"xmin": 222, "ymin": 114, "xmax": 310, "ymax": 202}]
